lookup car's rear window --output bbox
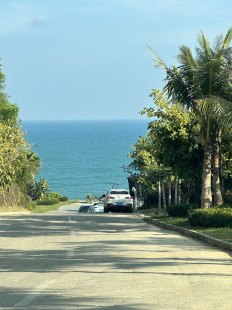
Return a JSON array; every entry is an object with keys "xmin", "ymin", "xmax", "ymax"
[
  {"xmin": 82, "ymin": 206, "xmax": 89, "ymax": 210},
  {"xmin": 110, "ymin": 190, "xmax": 129, "ymax": 195}
]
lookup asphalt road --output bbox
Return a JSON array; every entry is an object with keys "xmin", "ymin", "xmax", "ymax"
[{"xmin": 0, "ymin": 206, "xmax": 232, "ymax": 309}]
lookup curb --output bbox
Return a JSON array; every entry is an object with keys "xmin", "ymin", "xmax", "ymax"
[{"xmin": 143, "ymin": 216, "xmax": 232, "ymax": 252}]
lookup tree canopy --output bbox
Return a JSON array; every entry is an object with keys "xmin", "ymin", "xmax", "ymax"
[
  {"xmin": 130, "ymin": 28, "xmax": 232, "ymax": 208},
  {"xmin": 0, "ymin": 60, "xmax": 41, "ymax": 206}
]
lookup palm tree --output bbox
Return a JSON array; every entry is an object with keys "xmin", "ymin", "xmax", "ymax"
[
  {"xmin": 26, "ymin": 152, "xmax": 41, "ymax": 180},
  {"xmin": 16, "ymin": 151, "xmax": 41, "ymax": 194},
  {"xmin": 33, "ymin": 178, "xmax": 49, "ymax": 200},
  {"xmin": 151, "ymin": 28, "xmax": 232, "ymax": 208}
]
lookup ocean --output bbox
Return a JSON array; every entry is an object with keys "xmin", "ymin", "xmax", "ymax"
[{"xmin": 23, "ymin": 120, "xmax": 148, "ymax": 199}]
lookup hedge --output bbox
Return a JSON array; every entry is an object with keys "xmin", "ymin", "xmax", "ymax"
[
  {"xmin": 47, "ymin": 192, "xmax": 69, "ymax": 202},
  {"xmin": 188, "ymin": 208, "xmax": 232, "ymax": 227},
  {"xmin": 167, "ymin": 204, "xmax": 198, "ymax": 217}
]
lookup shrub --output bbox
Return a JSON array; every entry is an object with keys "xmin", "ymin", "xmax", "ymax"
[
  {"xmin": 167, "ymin": 203, "xmax": 198, "ymax": 217},
  {"xmin": 188, "ymin": 208, "xmax": 232, "ymax": 227},
  {"xmin": 59, "ymin": 195, "xmax": 68, "ymax": 202},
  {"xmin": 37, "ymin": 198, "xmax": 59, "ymax": 205},
  {"xmin": 47, "ymin": 192, "xmax": 69, "ymax": 202}
]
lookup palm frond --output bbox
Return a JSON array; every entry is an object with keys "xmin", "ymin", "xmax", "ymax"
[
  {"xmin": 146, "ymin": 45, "xmax": 168, "ymax": 70},
  {"xmin": 223, "ymin": 27, "xmax": 232, "ymax": 49},
  {"xmin": 213, "ymin": 34, "xmax": 224, "ymax": 56},
  {"xmin": 195, "ymin": 96, "xmax": 232, "ymax": 141},
  {"xmin": 178, "ymin": 46, "xmax": 196, "ymax": 69},
  {"xmin": 197, "ymin": 31, "xmax": 212, "ymax": 60}
]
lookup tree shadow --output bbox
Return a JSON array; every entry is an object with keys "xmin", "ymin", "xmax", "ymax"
[
  {"xmin": 0, "ymin": 214, "xmax": 154, "ymax": 238},
  {"xmin": 1, "ymin": 217, "xmax": 231, "ymax": 274},
  {"xmin": 0, "ymin": 286, "xmax": 145, "ymax": 309},
  {"xmin": 1, "ymin": 213, "xmax": 232, "ymax": 309}
]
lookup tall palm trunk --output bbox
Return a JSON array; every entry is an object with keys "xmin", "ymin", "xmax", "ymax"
[
  {"xmin": 168, "ymin": 178, "xmax": 172, "ymax": 206},
  {"xmin": 212, "ymin": 131, "xmax": 223, "ymax": 206},
  {"xmin": 161, "ymin": 180, "xmax": 166, "ymax": 209},
  {"xmin": 201, "ymin": 141, "xmax": 212, "ymax": 208},
  {"xmin": 174, "ymin": 174, "xmax": 178, "ymax": 205},
  {"xmin": 158, "ymin": 181, "xmax": 161, "ymax": 211},
  {"xmin": 178, "ymin": 179, "xmax": 182, "ymax": 204}
]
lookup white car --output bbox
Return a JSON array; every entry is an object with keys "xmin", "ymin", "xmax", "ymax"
[
  {"xmin": 104, "ymin": 189, "xmax": 133, "ymax": 213},
  {"xmin": 88, "ymin": 202, "xmax": 104, "ymax": 213}
]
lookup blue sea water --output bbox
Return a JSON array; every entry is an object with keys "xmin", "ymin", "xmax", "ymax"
[{"xmin": 23, "ymin": 120, "xmax": 148, "ymax": 199}]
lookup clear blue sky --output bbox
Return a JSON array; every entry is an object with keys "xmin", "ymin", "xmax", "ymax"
[{"xmin": 0, "ymin": 0, "xmax": 231, "ymax": 120}]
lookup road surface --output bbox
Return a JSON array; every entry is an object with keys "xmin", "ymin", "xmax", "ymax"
[{"xmin": 0, "ymin": 208, "xmax": 231, "ymax": 309}]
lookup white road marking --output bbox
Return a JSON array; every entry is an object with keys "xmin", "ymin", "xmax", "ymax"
[{"xmin": 15, "ymin": 280, "xmax": 55, "ymax": 306}]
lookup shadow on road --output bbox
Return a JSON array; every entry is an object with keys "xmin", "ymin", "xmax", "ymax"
[
  {"xmin": 1, "ymin": 214, "xmax": 232, "ymax": 309},
  {"xmin": 0, "ymin": 214, "xmax": 231, "ymax": 275},
  {"xmin": 0, "ymin": 285, "xmax": 144, "ymax": 309}
]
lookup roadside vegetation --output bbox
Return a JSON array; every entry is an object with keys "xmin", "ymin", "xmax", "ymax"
[
  {"xmin": 28, "ymin": 199, "xmax": 76, "ymax": 214},
  {"xmin": 0, "ymin": 63, "xmax": 69, "ymax": 212},
  {"xmin": 130, "ymin": 28, "xmax": 232, "ymax": 241}
]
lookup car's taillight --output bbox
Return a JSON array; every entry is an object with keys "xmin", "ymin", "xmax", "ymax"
[
  {"xmin": 125, "ymin": 195, "xmax": 132, "ymax": 199},
  {"xmin": 107, "ymin": 195, "xmax": 115, "ymax": 199}
]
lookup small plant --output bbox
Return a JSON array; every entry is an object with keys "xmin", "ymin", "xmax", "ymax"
[
  {"xmin": 28, "ymin": 178, "xmax": 50, "ymax": 200},
  {"xmin": 27, "ymin": 202, "xmax": 37, "ymax": 211},
  {"xmin": 85, "ymin": 193, "xmax": 94, "ymax": 204}
]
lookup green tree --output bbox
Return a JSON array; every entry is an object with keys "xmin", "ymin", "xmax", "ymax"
[
  {"xmin": 137, "ymin": 89, "xmax": 202, "ymax": 205},
  {"xmin": 16, "ymin": 151, "xmax": 41, "ymax": 194},
  {"xmin": 0, "ymin": 63, "xmax": 19, "ymax": 125},
  {"xmin": 0, "ymin": 59, "xmax": 42, "ymax": 206},
  {"xmin": 152, "ymin": 28, "xmax": 232, "ymax": 208},
  {"xmin": 142, "ymin": 89, "xmax": 200, "ymax": 180}
]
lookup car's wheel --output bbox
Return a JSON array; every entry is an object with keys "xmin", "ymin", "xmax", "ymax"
[{"xmin": 104, "ymin": 208, "xmax": 109, "ymax": 213}]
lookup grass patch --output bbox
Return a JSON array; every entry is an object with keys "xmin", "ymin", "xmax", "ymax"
[
  {"xmin": 0, "ymin": 205, "xmax": 29, "ymax": 213},
  {"xmin": 152, "ymin": 215, "xmax": 232, "ymax": 243},
  {"xmin": 197, "ymin": 228, "xmax": 232, "ymax": 243},
  {"xmin": 0, "ymin": 199, "xmax": 79, "ymax": 214},
  {"xmin": 27, "ymin": 199, "xmax": 78, "ymax": 213},
  {"xmin": 154, "ymin": 216, "xmax": 190, "ymax": 228},
  {"xmin": 29, "ymin": 203, "xmax": 62, "ymax": 213}
]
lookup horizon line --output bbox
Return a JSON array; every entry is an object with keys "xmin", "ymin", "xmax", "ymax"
[{"xmin": 21, "ymin": 118, "xmax": 149, "ymax": 122}]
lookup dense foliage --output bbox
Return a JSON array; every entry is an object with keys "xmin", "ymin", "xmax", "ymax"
[
  {"xmin": 0, "ymin": 60, "xmax": 69, "ymax": 207},
  {"xmin": 129, "ymin": 90, "xmax": 202, "ymax": 206},
  {"xmin": 0, "ymin": 63, "xmax": 38, "ymax": 206},
  {"xmin": 129, "ymin": 29, "xmax": 232, "ymax": 209},
  {"xmin": 167, "ymin": 204, "xmax": 198, "ymax": 217},
  {"xmin": 154, "ymin": 29, "xmax": 232, "ymax": 208}
]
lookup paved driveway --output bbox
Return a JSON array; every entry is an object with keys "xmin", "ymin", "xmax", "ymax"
[{"xmin": 0, "ymin": 212, "xmax": 231, "ymax": 309}]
